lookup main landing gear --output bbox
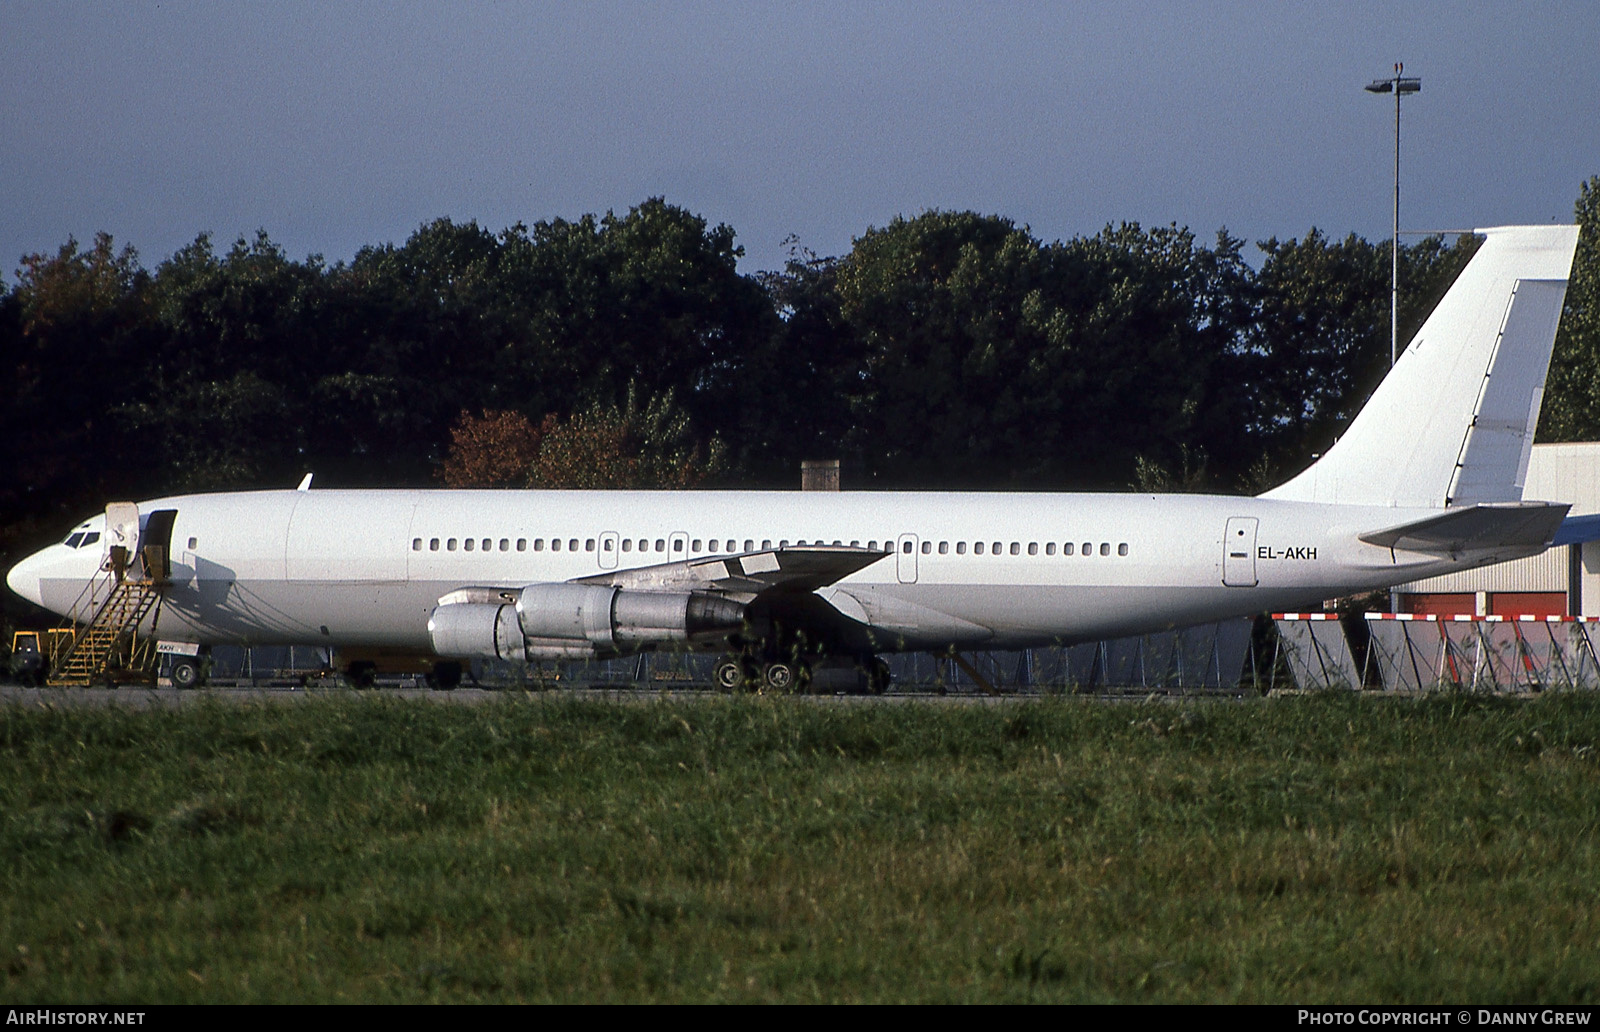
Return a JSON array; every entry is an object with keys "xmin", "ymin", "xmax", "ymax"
[
  {"xmin": 712, "ymin": 654, "xmax": 800, "ymax": 693},
  {"xmin": 712, "ymin": 650, "xmax": 891, "ymax": 695},
  {"xmin": 759, "ymin": 658, "xmax": 802, "ymax": 693},
  {"xmin": 712, "ymin": 656, "xmax": 750, "ymax": 691}
]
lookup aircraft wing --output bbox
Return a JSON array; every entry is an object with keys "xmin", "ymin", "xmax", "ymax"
[
  {"xmin": 1359, "ymin": 501, "xmax": 1570, "ymax": 557},
  {"xmin": 571, "ymin": 546, "xmax": 890, "ymax": 601}
]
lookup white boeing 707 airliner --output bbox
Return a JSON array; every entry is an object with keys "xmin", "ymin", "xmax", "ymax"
[{"xmin": 5, "ymin": 225, "xmax": 1582, "ymax": 690}]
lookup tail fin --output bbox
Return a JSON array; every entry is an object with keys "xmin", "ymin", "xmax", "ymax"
[{"xmin": 1262, "ymin": 225, "xmax": 1580, "ymax": 508}]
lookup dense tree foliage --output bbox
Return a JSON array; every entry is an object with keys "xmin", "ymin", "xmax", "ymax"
[
  {"xmin": 439, "ymin": 409, "xmax": 544, "ymax": 489},
  {"xmin": 4, "ymin": 184, "xmax": 1597, "ymax": 627},
  {"xmin": 1541, "ymin": 176, "xmax": 1600, "ymax": 441},
  {"xmin": 438, "ymin": 387, "xmax": 728, "ymax": 490},
  {"xmin": 528, "ymin": 386, "xmax": 729, "ymax": 490},
  {"xmin": 833, "ymin": 215, "xmax": 1258, "ymax": 487},
  {"xmin": 2, "ymin": 234, "xmax": 154, "ymax": 555}
]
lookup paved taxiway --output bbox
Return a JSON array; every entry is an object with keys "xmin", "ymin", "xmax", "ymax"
[{"xmin": 0, "ymin": 682, "xmax": 1066, "ymax": 708}]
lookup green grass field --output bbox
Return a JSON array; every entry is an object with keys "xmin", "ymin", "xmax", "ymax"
[{"xmin": 3, "ymin": 691, "xmax": 1599, "ymax": 1003}]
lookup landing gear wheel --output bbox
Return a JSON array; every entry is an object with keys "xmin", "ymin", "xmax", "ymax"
[
  {"xmin": 346, "ymin": 661, "xmax": 377, "ymax": 688},
  {"xmin": 430, "ymin": 661, "xmax": 462, "ymax": 691},
  {"xmin": 867, "ymin": 657, "xmax": 892, "ymax": 695},
  {"xmin": 170, "ymin": 657, "xmax": 203, "ymax": 689},
  {"xmin": 713, "ymin": 658, "xmax": 746, "ymax": 692},
  {"xmin": 761, "ymin": 660, "xmax": 797, "ymax": 694}
]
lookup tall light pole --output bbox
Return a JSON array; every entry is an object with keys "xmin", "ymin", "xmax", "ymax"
[{"xmin": 1365, "ymin": 63, "xmax": 1421, "ymax": 367}]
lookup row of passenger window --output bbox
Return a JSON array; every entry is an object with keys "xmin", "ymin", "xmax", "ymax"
[
  {"xmin": 912, "ymin": 540, "xmax": 1129, "ymax": 557},
  {"xmin": 413, "ymin": 537, "xmax": 577, "ymax": 553},
  {"xmin": 410, "ymin": 536, "xmax": 1130, "ymax": 557}
]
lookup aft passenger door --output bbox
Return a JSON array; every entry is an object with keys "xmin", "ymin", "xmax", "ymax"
[
  {"xmin": 598, "ymin": 532, "xmax": 619, "ymax": 570},
  {"xmin": 1223, "ymin": 517, "xmax": 1258, "ymax": 587}
]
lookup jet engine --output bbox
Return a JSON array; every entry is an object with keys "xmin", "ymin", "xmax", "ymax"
[{"xmin": 427, "ymin": 583, "xmax": 746, "ymax": 661}]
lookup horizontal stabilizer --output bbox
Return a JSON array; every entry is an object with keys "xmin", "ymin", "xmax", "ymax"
[
  {"xmin": 1359, "ymin": 501, "xmax": 1569, "ymax": 556},
  {"xmin": 575, "ymin": 546, "xmax": 889, "ymax": 598},
  {"xmin": 1551, "ymin": 513, "xmax": 1600, "ymax": 546}
]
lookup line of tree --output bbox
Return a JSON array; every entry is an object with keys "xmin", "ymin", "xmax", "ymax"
[{"xmin": 3, "ymin": 182, "xmax": 1597, "ymax": 622}]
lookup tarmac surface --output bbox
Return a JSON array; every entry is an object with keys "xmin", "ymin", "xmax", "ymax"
[
  {"xmin": 0, "ymin": 683, "xmax": 510, "ymax": 708},
  {"xmin": 0, "ymin": 681, "xmax": 1070, "ymax": 707}
]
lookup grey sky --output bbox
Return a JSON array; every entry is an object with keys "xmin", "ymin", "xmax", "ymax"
[{"xmin": 2, "ymin": 1, "xmax": 1596, "ymax": 281}]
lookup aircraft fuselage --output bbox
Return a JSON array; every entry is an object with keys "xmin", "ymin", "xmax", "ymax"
[{"xmin": 7, "ymin": 487, "xmax": 1535, "ymax": 656}]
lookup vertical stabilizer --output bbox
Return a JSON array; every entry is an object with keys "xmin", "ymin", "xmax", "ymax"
[{"xmin": 1262, "ymin": 225, "xmax": 1579, "ymax": 508}]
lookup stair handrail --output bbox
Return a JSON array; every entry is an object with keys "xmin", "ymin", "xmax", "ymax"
[{"xmin": 46, "ymin": 556, "xmax": 166, "ymax": 683}]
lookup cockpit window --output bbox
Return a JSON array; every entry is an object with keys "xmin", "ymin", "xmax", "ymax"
[{"xmin": 62, "ymin": 526, "xmax": 101, "ymax": 548}]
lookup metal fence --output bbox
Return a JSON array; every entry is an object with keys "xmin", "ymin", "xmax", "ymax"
[
  {"xmin": 489, "ymin": 619, "xmax": 1253, "ymax": 693},
  {"xmin": 1270, "ymin": 613, "xmax": 1600, "ymax": 692},
  {"xmin": 1270, "ymin": 613, "xmax": 1364, "ymax": 691},
  {"xmin": 184, "ymin": 620, "xmax": 1255, "ymax": 693}
]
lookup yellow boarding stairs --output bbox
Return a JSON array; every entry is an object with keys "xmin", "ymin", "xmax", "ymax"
[{"xmin": 46, "ymin": 542, "xmax": 169, "ymax": 687}]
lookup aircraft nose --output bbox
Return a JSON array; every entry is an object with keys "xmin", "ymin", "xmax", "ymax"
[{"xmin": 6, "ymin": 548, "xmax": 49, "ymax": 608}]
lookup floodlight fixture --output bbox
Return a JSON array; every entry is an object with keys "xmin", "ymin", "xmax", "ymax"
[{"xmin": 1365, "ymin": 77, "xmax": 1421, "ymax": 95}]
